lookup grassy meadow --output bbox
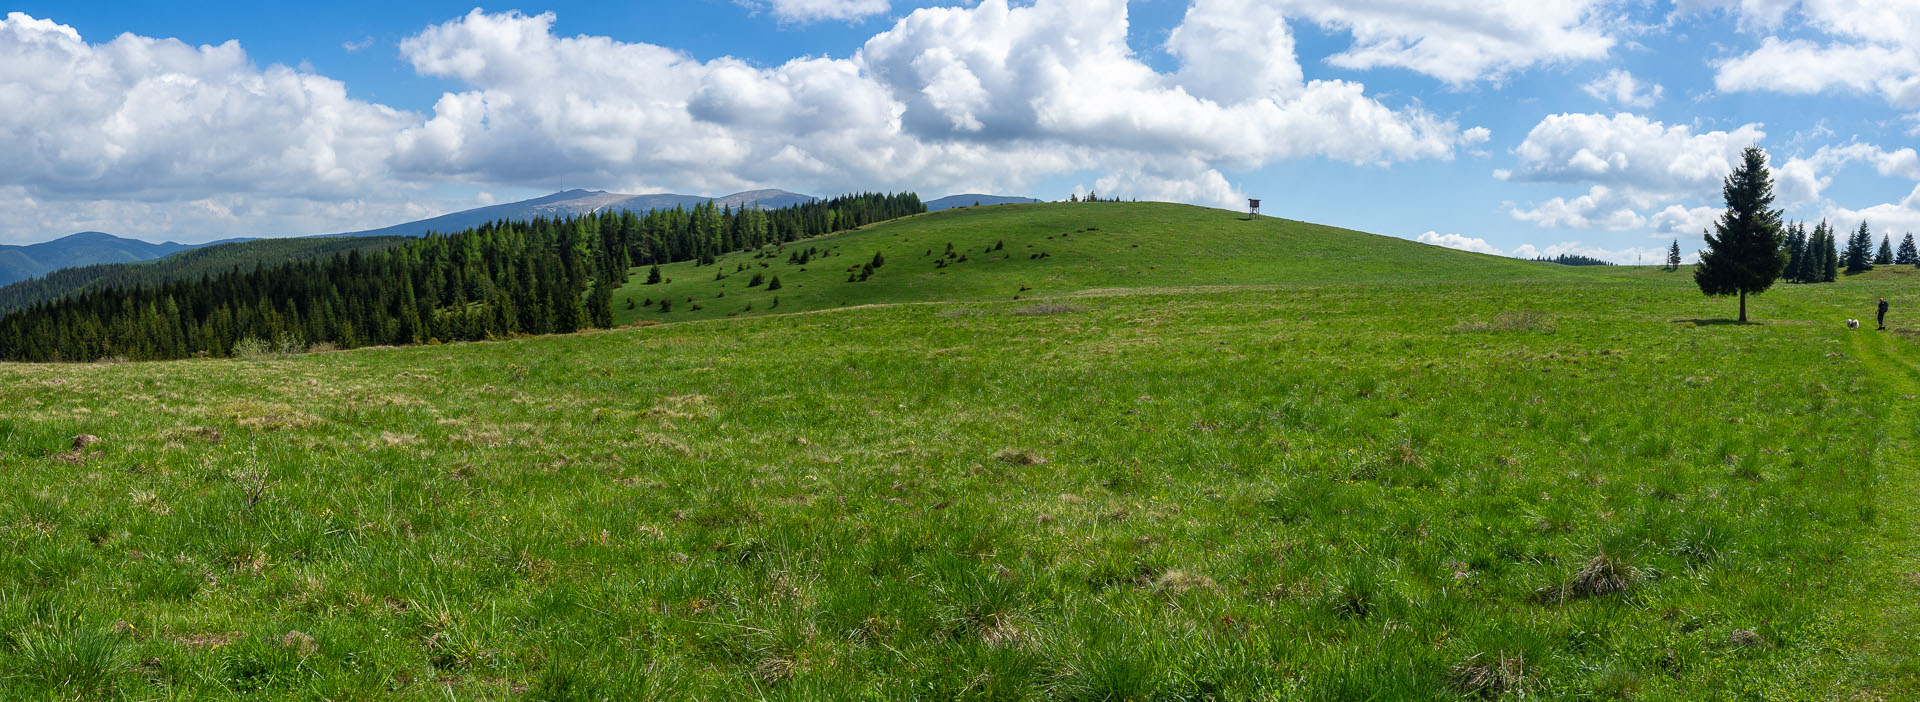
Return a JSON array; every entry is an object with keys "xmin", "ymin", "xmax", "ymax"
[
  {"xmin": 608, "ymin": 203, "xmax": 1586, "ymax": 325},
  {"xmin": 2, "ymin": 203, "xmax": 1918, "ymax": 699}
]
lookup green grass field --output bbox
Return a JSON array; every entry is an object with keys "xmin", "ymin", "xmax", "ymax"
[
  {"xmin": 2, "ymin": 203, "xmax": 1918, "ymax": 699},
  {"xmin": 608, "ymin": 203, "xmax": 1585, "ymax": 326}
]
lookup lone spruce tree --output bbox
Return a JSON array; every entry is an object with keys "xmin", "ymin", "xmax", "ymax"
[
  {"xmin": 1844, "ymin": 221, "xmax": 1874, "ymax": 274},
  {"xmin": 1667, "ymin": 240, "xmax": 1682, "ymax": 271},
  {"xmin": 1694, "ymin": 147, "xmax": 1787, "ymax": 322}
]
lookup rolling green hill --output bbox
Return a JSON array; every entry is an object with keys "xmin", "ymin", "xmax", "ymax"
[
  {"xmin": 613, "ymin": 202, "xmax": 1584, "ymax": 325},
  {"xmin": 0, "ymin": 202, "xmax": 1915, "ymax": 699},
  {"xmin": 0, "ymin": 235, "xmax": 409, "ymax": 315}
]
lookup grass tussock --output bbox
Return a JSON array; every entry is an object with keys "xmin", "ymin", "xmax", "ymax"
[
  {"xmin": 1571, "ymin": 553, "xmax": 1638, "ymax": 599},
  {"xmin": 1451, "ymin": 652, "xmax": 1527, "ymax": 698}
]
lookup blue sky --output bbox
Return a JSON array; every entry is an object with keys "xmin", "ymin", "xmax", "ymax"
[{"xmin": 3, "ymin": 1, "xmax": 1918, "ymax": 263}]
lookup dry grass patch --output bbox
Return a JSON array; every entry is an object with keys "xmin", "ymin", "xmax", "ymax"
[
  {"xmin": 1451, "ymin": 310, "xmax": 1554, "ymax": 333},
  {"xmin": 993, "ymin": 448, "xmax": 1047, "ymax": 466},
  {"xmin": 1571, "ymin": 553, "xmax": 1637, "ymax": 599},
  {"xmin": 1152, "ymin": 570, "xmax": 1216, "ymax": 594},
  {"xmin": 159, "ymin": 426, "xmax": 224, "ymax": 444},
  {"xmin": 1451, "ymin": 652, "xmax": 1527, "ymax": 698},
  {"xmin": 130, "ymin": 490, "xmax": 171, "ymax": 515},
  {"xmin": 379, "ymin": 431, "xmax": 420, "ymax": 447},
  {"xmin": 281, "ymin": 631, "xmax": 318, "ymax": 657},
  {"xmin": 751, "ymin": 656, "xmax": 795, "ymax": 683},
  {"xmin": 57, "ymin": 434, "xmax": 103, "ymax": 464},
  {"xmin": 175, "ymin": 632, "xmax": 244, "ymax": 649},
  {"xmin": 1009, "ymin": 303, "xmax": 1085, "ymax": 316}
]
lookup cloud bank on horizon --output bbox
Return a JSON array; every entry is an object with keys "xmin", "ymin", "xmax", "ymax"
[{"xmin": 0, "ymin": 0, "xmax": 1917, "ymax": 263}]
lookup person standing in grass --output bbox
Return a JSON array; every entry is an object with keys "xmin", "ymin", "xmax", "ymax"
[{"xmin": 1878, "ymin": 297, "xmax": 1889, "ymax": 330}]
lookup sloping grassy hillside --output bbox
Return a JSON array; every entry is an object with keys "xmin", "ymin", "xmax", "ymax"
[
  {"xmin": 612, "ymin": 202, "xmax": 1585, "ymax": 325},
  {"xmin": 0, "ymin": 236, "xmax": 411, "ymax": 315},
  {"xmin": 1, "ymin": 206, "xmax": 1917, "ymax": 699}
]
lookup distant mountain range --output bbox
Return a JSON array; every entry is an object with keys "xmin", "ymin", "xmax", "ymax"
[
  {"xmin": 925, "ymin": 194, "xmax": 1043, "ymax": 210},
  {"xmin": 336, "ymin": 188, "xmax": 818, "ymax": 238},
  {"xmin": 0, "ymin": 232, "xmax": 215, "ymax": 287}
]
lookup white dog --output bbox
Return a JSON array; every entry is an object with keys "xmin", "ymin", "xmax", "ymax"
[{"xmin": 1847, "ymin": 319, "xmax": 1860, "ymax": 330}]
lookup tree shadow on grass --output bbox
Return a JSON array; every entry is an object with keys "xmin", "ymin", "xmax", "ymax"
[{"xmin": 1671, "ymin": 318, "xmax": 1757, "ymax": 326}]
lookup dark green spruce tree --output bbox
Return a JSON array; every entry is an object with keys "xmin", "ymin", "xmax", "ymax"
[
  {"xmin": 1820, "ymin": 222, "xmax": 1840, "ymax": 282},
  {"xmin": 1780, "ymin": 223, "xmax": 1803, "ymax": 282},
  {"xmin": 1667, "ymin": 240, "xmax": 1682, "ymax": 271},
  {"xmin": 1694, "ymin": 147, "xmax": 1787, "ymax": 322},
  {"xmin": 1899, "ymin": 233, "xmax": 1919, "ymax": 266},
  {"xmin": 1844, "ymin": 221, "xmax": 1874, "ymax": 274},
  {"xmin": 1876, "ymin": 234, "xmax": 1894, "ymax": 265},
  {"xmin": 1795, "ymin": 222, "xmax": 1816, "ymax": 282}
]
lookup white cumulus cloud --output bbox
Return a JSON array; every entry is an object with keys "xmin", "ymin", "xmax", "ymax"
[
  {"xmin": 1828, "ymin": 184, "xmax": 1920, "ymax": 238},
  {"xmin": 753, "ymin": 0, "xmax": 893, "ymax": 23},
  {"xmin": 1416, "ymin": 230, "xmax": 1686, "ymax": 264},
  {"xmin": 1704, "ymin": 1, "xmax": 1920, "ymax": 107},
  {"xmin": 1500, "ymin": 113, "xmax": 1772, "ymax": 234},
  {"xmin": 1416, "ymin": 231, "xmax": 1503, "ymax": 255},
  {"xmin": 1272, "ymin": 0, "xmax": 1620, "ymax": 85},
  {"xmin": 0, "ymin": 12, "xmax": 412, "ymax": 202},
  {"xmin": 1582, "ymin": 69, "xmax": 1663, "ymax": 108},
  {"xmin": 1504, "ymin": 112, "xmax": 1764, "ymax": 190},
  {"xmin": 393, "ymin": 3, "xmax": 1477, "ymax": 201}
]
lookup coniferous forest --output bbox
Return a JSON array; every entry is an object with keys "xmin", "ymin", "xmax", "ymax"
[{"xmin": 0, "ymin": 193, "xmax": 922, "ymax": 362}]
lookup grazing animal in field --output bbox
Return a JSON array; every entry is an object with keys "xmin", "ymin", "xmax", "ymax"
[{"xmin": 1846, "ymin": 319, "xmax": 1860, "ymax": 330}]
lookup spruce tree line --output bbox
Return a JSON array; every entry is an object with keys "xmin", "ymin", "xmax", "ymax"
[
  {"xmin": 0, "ymin": 193, "xmax": 923, "ymax": 362},
  {"xmin": 1781, "ymin": 220, "xmax": 1841, "ymax": 283},
  {"xmin": 1780, "ymin": 219, "xmax": 1907, "ymax": 282}
]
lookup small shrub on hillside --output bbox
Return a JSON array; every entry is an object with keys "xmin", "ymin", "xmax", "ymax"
[
  {"xmin": 232, "ymin": 334, "xmax": 304, "ymax": 360},
  {"xmin": 231, "ymin": 337, "xmax": 272, "ymax": 360},
  {"xmin": 766, "ymin": 276, "xmax": 782, "ymax": 291}
]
